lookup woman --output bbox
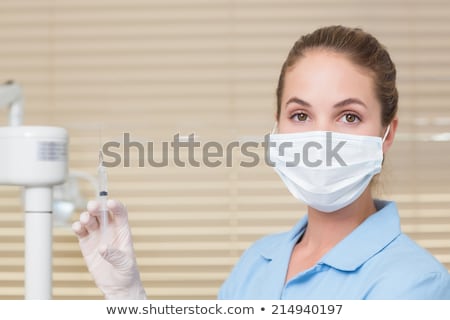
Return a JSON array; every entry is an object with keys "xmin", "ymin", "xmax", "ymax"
[{"xmin": 72, "ymin": 25, "xmax": 450, "ymax": 299}]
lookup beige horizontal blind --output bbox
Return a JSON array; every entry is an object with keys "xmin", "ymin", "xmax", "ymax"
[{"xmin": 0, "ymin": 0, "xmax": 449, "ymax": 299}]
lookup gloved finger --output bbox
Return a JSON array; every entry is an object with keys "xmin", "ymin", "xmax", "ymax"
[
  {"xmin": 107, "ymin": 199, "xmax": 129, "ymax": 226},
  {"xmin": 72, "ymin": 220, "xmax": 88, "ymax": 238},
  {"xmin": 80, "ymin": 210, "xmax": 100, "ymax": 234},
  {"xmin": 87, "ymin": 199, "xmax": 112, "ymax": 227},
  {"xmin": 87, "ymin": 199, "xmax": 101, "ymax": 217}
]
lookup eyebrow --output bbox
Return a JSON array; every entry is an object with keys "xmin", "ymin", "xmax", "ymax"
[
  {"xmin": 334, "ymin": 98, "xmax": 367, "ymax": 109},
  {"xmin": 285, "ymin": 97, "xmax": 367, "ymax": 109},
  {"xmin": 285, "ymin": 97, "xmax": 311, "ymax": 108}
]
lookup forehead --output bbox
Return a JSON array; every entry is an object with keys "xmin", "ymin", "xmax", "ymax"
[{"xmin": 282, "ymin": 49, "xmax": 377, "ymax": 104}]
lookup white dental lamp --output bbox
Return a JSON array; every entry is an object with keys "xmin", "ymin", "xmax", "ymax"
[{"xmin": 0, "ymin": 81, "xmax": 68, "ymax": 299}]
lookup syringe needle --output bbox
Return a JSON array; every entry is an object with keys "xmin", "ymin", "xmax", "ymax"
[{"xmin": 98, "ymin": 150, "xmax": 108, "ymax": 242}]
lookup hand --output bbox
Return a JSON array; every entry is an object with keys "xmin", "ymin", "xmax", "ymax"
[{"xmin": 72, "ymin": 199, "xmax": 147, "ymax": 299}]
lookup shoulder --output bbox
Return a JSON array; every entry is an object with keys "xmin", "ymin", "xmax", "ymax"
[
  {"xmin": 391, "ymin": 234, "xmax": 447, "ymax": 269},
  {"xmin": 238, "ymin": 216, "xmax": 307, "ymax": 262},
  {"xmin": 367, "ymin": 233, "xmax": 450, "ymax": 299},
  {"xmin": 217, "ymin": 232, "xmax": 285, "ymax": 299},
  {"xmin": 218, "ymin": 219, "xmax": 305, "ymax": 299},
  {"xmin": 370, "ymin": 199, "xmax": 447, "ymax": 275},
  {"xmin": 228, "ymin": 229, "xmax": 292, "ymax": 272}
]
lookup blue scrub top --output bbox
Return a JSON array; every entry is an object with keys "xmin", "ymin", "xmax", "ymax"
[{"xmin": 218, "ymin": 200, "xmax": 450, "ymax": 299}]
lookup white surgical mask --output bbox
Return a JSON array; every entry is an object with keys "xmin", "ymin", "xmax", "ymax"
[{"xmin": 269, "ymin": 125, "xmax": 390, "ymax": 212}]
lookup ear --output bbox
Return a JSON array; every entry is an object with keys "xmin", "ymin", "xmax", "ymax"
[{"xmin": 382, "ymin": 116, "xmax": 398, "ymax": 153}]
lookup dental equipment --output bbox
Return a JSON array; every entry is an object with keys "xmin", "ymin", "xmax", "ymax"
[
  {"xmin": 98, "ymin": 150, "xmax": 109, "ymax": 242},
  {"xmin": 0, "ymin": 80, "xmax": 23, "ymax": 126},
  {"xmin": 0, "ymin": 81, "xmax": 68, "ymax": 299}
]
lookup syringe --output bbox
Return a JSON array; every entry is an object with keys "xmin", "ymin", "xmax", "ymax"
[{"xmin": 98, "ymin": 150, "xmax": 108, "ymax": 241}]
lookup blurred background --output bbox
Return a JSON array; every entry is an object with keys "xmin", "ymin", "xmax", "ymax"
[{"xmin": 0, "ymin": 0, "xmax": 449, "ymax": 299}]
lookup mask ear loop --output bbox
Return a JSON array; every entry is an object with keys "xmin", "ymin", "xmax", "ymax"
[
  {"xmin": 271, "ymin": 122, "xmax": 278, "ymax": 134},
  {"xmin": 382, "ymin": 124, "xmax": 391, "ymax": 143}
]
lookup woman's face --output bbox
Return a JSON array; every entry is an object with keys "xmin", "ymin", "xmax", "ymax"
[{"xmin": 278, "ymin": 49, "xmax": 387, "ymax": 139}]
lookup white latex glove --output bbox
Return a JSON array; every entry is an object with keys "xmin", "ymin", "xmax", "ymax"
[{"xmin": 72, "ymin": 199, "xmax": 147, "ymax": 299}]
